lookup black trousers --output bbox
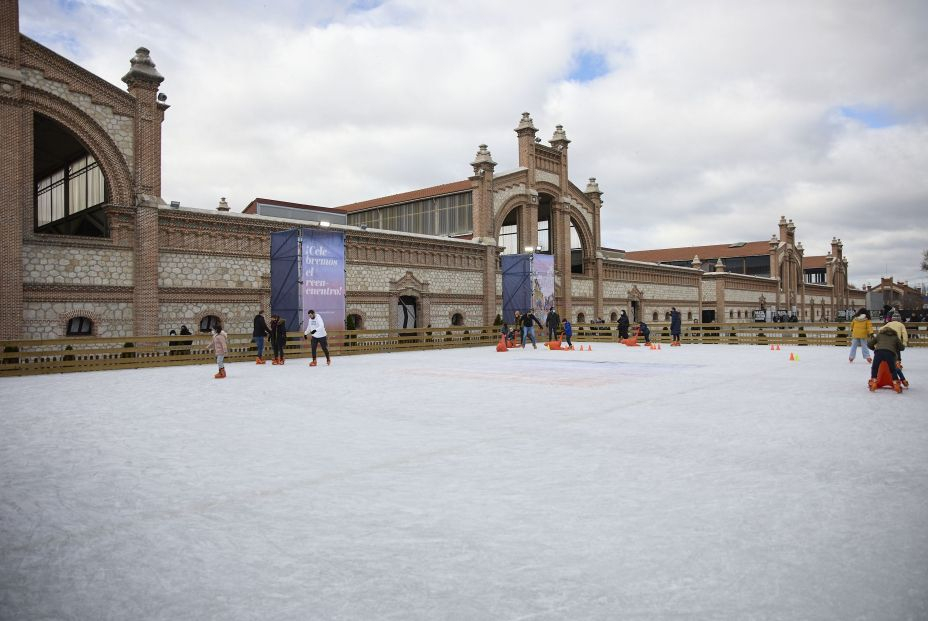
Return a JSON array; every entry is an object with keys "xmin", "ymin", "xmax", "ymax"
[
  {"xmin": 311, "ymin": 336, "xmax": 330, "ymax": 360},
  {"xmin": 871, "ymin": 349, "xmax": 899, "ymax": 380},
  {"xmin": 273, "ymin": 338, "xmax": 285, "ymax": 359}
]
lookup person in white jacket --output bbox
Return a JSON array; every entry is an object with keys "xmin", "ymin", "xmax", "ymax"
[{"xmin": 303, "ymin": 309, "xmax": 331, "ymax": 367}]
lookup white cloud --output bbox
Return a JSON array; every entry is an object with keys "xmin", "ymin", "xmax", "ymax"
[{"xmin": 19, "ymin": 0, "xmax": 928, "ymax": 288}]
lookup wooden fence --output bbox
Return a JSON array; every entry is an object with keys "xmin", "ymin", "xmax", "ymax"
[{"xmin": 1, "ymin": 322, "xmax": 924, "ymax": 377}]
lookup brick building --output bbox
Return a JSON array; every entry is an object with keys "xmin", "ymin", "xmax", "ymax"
[{"xmin": 0, "ymin": 1, "xmax": 863, "ymax": 340}]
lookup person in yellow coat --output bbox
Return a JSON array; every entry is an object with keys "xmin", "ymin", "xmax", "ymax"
[{"xmin": 848, "ymin": 309, "xmax": 873, "ymax": 363}]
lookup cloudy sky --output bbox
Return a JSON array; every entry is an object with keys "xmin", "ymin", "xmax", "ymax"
[{"xmin": 20, "ymin": 0, "xmax": 928, "ymax": 288}]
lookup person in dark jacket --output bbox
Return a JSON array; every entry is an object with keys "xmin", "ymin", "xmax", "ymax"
[
  {"xmin": 522, "ymin": 309, "xmax": 544, "ymax": 349},
  {"xmin": 271, "ymin": 316, "xmax": 288, "ymax": 365},
  {"xmin": 638, "ymin": 320, "xmax": 651, "ymax": 344},
  {"xmin": 253, "ymin": 309, "xmax": 271, "ymax": 364},
  {"xmin": 670, "ymin": 307, "xmax": 682, "ymax": 345},
  {"xmin": 867, "ymin": 325, "xmax": 904, "ymax": 392},
  {"xmin": 544, "ymin": 307, "xmax": 561, "ymax": 341},
  {"xmin": 179, "ymin": 325, "xmax": 192, "ymax": 356},
  {"xmin": 618, "ymin": 310, "xmax": 630, "ymax": 340}
]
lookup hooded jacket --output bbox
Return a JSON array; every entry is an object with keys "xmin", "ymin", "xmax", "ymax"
[
  {"xmin": 867, "ymin": 326, "xmax": 904, "ymax": 358},
  {"xmin": 850, "ymin": 315, "xmax": 872, "ymax": 339},
  {"xmin": 209, "ymin": 330, "xmax": 229, "ymax": 356},
  {"xmin": 883, "ymin": 321, "xmax": 908, "ymax": 347}
]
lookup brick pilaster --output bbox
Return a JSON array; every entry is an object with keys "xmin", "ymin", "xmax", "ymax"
[{"xmin": 0, "ymin": 0, "xmax": 23, "ymax": 338}]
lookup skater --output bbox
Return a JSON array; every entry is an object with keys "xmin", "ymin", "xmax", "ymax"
[
  {"xmin": 638, "ymin": 320, "xmax": 651, "ymax": 345},
  {"xmin": 866, "ymin": 324, "xmax": 904, "ymax": 393},
  {"xmin": 272, "ymin": 316, "xmax": 288, "ymax": 364},
  {"xmin": 618, "ymin": 310, "xmax": 630, "ymax": 340},
  {"xmin": 884, "ymin": 320, "xmax": 910, "ymax": 388},
  {"xmin": 303, "ymin": 309, "xmax": 331, "ymax": 366},
  {"xmin": 670, "ymin": 307, "xmax": 682, "ymax": 345},
  {"xmin": 207, "ymin": 321, "xmax": 228, "ymax": 379},
  {"xmin": 514, "ymin": 311, "xmax": 524, "ymax": 347},
  {"xmin": 848, "ymin": 309, "xmax": 873, "ymax": 363},
  {"xmin": 253, "ymin": 309, "xmax": 270, "ymax": 364},
  {"xmin": 522, "ymin": 309, "xmax": 544, "ymax": 349},
  {"xmin": 545, "ymin": 307, "xmax": 561, "ymax": 341},
  {"xmin": 561, "ymin": 317, "xmax": 573, "ymax": 349}
]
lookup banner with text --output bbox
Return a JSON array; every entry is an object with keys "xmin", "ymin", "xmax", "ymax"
[
  {"xmin": 531, "ymin": 254, "xmax": 555, "ymax": 317},
  {"xmin": 300, "ymin": 228, "xmax": 346, "ymax": 333}
]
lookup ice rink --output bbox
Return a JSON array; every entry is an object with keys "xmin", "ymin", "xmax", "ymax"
[{"xmin": 2, "ymin": 343, "xmax": 927, "ymax": 620}]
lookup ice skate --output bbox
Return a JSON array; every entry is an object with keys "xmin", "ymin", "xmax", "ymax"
[
  {"xmin": 256, "ymin": 357, "xmax": 265, "ymax": 365},
  {"xmin": 901, "ymin": 379, "xmax": 909, "ymax": 388},
  {"xmin": 868, "ymin": 378, "xmax": 878, "ymax": 392},
  {"xmin": 214, "ymin": 368, "xmax": 226, "ymax": 379},
  {"xmin": 309, "ymin": 360, "xmax": 317, "ymax": 367},
  {"xmin": 892, "ymin": 380, "xmax": 902, "ymax": 394},
  {"xmin": 326, "ymin": 358, "xmax": 331, "ymax": 366},
  {"xmin": 272, "ymin": 358, "xmax": 280, "ymax": 365}
]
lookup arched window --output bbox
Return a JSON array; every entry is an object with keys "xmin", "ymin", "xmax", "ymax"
[
  {"xmin": 66, "ymin": 316, "xmax": 93, "ymax": 336},
  {"xmin": 34, "ymin": 114, "xmax": 108, "ymax": 237},
  {"xmin": 451, "ymin": 313, "xmax": 464, "ymax": 326},
  {"xmin": 199, "ymin": 315, "xmax": 221, "ymax": 333},
  {"xmin": 652, "ymin": 311, "xmax": 658, "ymax": 321},
  {"xmin": 577, "ymin": 312, "xmax": 586, "ymax": 324},
  {"xmin": 664, "ymin": 311, "xmax": 671, "ymax": 321},
  {"xmin": 687, "ymin": 311, "xmax": 693, "ymax": 321},
  {"xmin": 610, "ymin": 311, "xmax": 618, "ymax": 322},
  {"xmin": 729, "ymin": 310, "xmax": 734, "ymax": 319},
  {"xmin": 346, "ymin": 313, "xmax": 363, "ymax": 330}
]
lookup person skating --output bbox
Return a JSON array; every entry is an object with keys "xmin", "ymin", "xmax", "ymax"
[
  {"xmin": 513, "ymin": 311, "xmax": 524, "ymax": 347},
  {"xmin": 670, "ymin": 307, "xmax": 682, "ymax": 346},
  {"xmin": 848, "ymin": 309, "xmax": 873, "ymax": 363},
  {"xmin": 522, "ymin": 309, "xmax": 544, "ymax": 349},
  {"xmin": 207, "ymin": 322, "xmax": 228, "ymax": 379},
  {"xmin": 545, "ymin": 307, "xmax": 561, "ymax": 342},
  {"xmin": 561, "ymin": 317, "xmax": 574, "ymax": 350},
  {"xmin": 884, "ymin": 320, "xmax": 910, "ymax": 388},
  {"xmin": 866, "ymin": 324, "xmax": 904, "ymax": 393},
  {"xmin": 253, "ymin": 309, "xmax": 271, "ymax": 364},
  {"xmin": 303, "ymin": 309, "xmax": 331, "ymax": 366},
  {"xmin": 638, "ymin": 320, "xmax": 651, "ymax": 345},
  {"xmin": 272, "ymin": 316, "xmax": 288, "ymax": 364},
  {"xmin": 618, "ymin": 310, "xmax": 630, "ymax": 340}
]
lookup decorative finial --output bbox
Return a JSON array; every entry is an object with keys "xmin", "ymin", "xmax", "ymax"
[
  {"xmin": 121, "ymin": 47, "xmax": 165, "ymax": 86},
  {"xmin": 217, "ymin": 197, "xmax": 230, "ymax": 212}
]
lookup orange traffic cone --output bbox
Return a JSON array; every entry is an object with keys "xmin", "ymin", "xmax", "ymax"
[
  {"xmin": 588, "ymin": 345, "xmax": 592, "ymax": 351},
  {"xmin": 776, "ymin": 344, "xmax": 781, "ymax": 351},
  {"xmin": 789, "ymin": 352, "xmax": 795, "ymax": 361},
  {"xmin": 657, "ymin": 343, "xmax": 661, "ymax": 350},
  {"xmin": 770, "ymin": 344, "xmax": 775, "ymax": 351}
]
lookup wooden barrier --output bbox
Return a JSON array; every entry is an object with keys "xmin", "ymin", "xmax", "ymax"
[{"xmin": 1, "ymin": 322, "xmax": 924, "ymax": 377}]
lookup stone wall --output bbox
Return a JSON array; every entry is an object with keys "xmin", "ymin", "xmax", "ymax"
[
  {"xmin": 23, "ymin": 301, "xmax": 133, "ymax": 339},
  {"xmin": 429, "ymin": 304, "xmax": 485, "ymax": 328},
  {"xmin": 21, "ymin": 68, "xmax": 134, "ymax": 172},
  {"xmin": 158, "ymin": 302, "xmax": 252, "ymax": 336},
  {"xmin": 347, "ymin": 265, "xmax": 483, "ymax": 296},
  {"xmin": 158, "ymin": 253, "xmax": 267, "ymax": 289},
  {"xmin": 23, "ymin": 244, "xmax": 134, "ymax": 286}
]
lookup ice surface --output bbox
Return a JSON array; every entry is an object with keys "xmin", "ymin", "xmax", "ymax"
[{"xmin": 1, "ymin": 344, "xmax": 927, "ymax": 620}]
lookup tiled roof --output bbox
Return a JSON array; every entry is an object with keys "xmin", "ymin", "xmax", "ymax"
[
  {"xmin": 338, "ymin": 180, "xmax": 472, "ymax": 213},
  {"xmin": 803, "ymin": 255, "xmax": 827, "ymax": 269},
  {"xmin": 623, "ymin": 241, "xmax": 771, "ymax": 263}
]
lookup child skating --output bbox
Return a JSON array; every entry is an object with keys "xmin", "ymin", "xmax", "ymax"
[
  {"xmin": 866, "ymin": 324, "xmax": 905, "ymax": 393},
  {"xmin": 207, "ymin": 322, "xmax": 228, "ymax": 379}
]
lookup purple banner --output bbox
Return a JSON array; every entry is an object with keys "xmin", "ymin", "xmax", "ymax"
[
  {"xmin": 531, "ymin": 254, "xmax": 555, "ymax": 316},
  {"xmin": 300, "ymin": 228, "xmax": 346, "ymax": 332}
]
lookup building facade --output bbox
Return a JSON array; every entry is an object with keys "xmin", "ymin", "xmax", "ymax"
[{"xmin": 0, "ymin": 2, "xmax": 864, "ymax": 341}]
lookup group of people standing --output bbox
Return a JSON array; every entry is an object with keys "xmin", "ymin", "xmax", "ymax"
[
  {"xmin": 848, "ymin": 308, "xmax": 909, "ymax": 393},
  {"xmin": 205, "ymin": 309, "xmax": 332, "ymax": 379}
]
